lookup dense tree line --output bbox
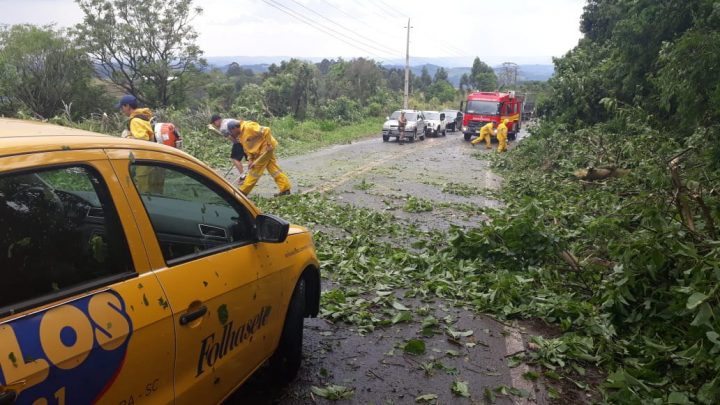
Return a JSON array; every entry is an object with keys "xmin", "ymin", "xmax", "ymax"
[
  {"xmin": 528, "ymin": 1, "xmax": 720, "ymax": 401},
  {"xmin": 0, "ymin": 0, "xmax": 503, "ymax": 122}
]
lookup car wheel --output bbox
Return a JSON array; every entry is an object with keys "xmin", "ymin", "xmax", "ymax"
[
  {"xmin": 464, "ymin": 133, "xmax": 472, "ymax": 141},
  {"xmin": 269, "ymin": 278, "xmax": 306, "ymax": 383},
  {"xmin": 382, "ymin": 135, "xmax": 389, "ymax": 142}
]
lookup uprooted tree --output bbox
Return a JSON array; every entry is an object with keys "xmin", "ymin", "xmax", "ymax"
[{"xmin": 73, "ymin": 0, "xmax": 206, "ymax": 107}]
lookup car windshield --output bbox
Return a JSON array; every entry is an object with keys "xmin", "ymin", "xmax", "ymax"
[
  {"xmin": 465, "ymin": 101, "xmax": 499, "ymax": 115},
  {"xmin": 390, "ymin": 111, "xmax": 417, "ymax": 120},
  {"xmin": 424, "ymin": 112, "xmax": 441, "ymax": 120}
]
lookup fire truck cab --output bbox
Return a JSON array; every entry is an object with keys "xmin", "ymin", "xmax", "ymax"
[{"xmin": 460, "ymin": 91, "xmax": 523, "ymax": 142}]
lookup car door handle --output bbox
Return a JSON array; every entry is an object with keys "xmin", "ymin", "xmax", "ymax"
[
  {"xmin": 179, "ymin": 306, "xmax": 207, "ymax": 325},
  {"xmin": 0, "ymin": 390, "xmax": 16, "ymax": 405}
]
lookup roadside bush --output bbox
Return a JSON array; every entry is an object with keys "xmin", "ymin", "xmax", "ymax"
[
  {"xmin": 315, "ymin": 96, "xmax": 362, "ymax": 122},
  {"xmin": 472, "ymin": 116, "xmax": 720, "ymax": 403}
]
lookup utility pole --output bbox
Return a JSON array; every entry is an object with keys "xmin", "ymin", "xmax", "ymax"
[
  {"xmin": 499, "ymin": 62, "xmax": 519, "ymax": 89},
  {"xmin": 403, "ymin": 18, "xmax": 412, "ymax": 109}
]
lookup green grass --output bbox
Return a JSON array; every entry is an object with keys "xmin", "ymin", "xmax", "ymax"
[
  {"xmin": 53, "ymin": 112, "xmax": 383, "ymax": 170},
  {"xmin": 271, "ymin": 116, "xmax": 382, "ymax": 157}
]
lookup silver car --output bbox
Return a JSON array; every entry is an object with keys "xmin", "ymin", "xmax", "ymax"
[{"xmin": 382, "ymin": 110, "xmax": 427, "ymax": 143}]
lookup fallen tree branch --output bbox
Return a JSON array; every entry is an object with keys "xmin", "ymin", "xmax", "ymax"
[{"xmin": 669, "ymin": 156, "xmax": 696, "ymax": 233}]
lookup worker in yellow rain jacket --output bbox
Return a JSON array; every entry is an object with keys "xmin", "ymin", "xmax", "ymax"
[
  {"xmin": 496, "ymin": 119, "xmax": 509, "ymax": 153},
  {"xmin": 227, "ymin": 120, "xmax": 292, "ymax": 196},
  {"xmin": 117, "ymin": 94, "xmax": 164, "ymax": 194},
  {"xmin": 471, "ymin": 122, "xmax": 495, "ymax": 149}
]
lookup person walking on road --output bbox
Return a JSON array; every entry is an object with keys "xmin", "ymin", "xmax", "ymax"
[
  {"xmin": 397, "ymin": 111, "xmax": 407, "ymax": 145},
  {"xmin": 117, "ymin": 94, "xmax": 164, "ymax": 193},
  {"xmin": 471, "ymin": 121, "xmax": 495, "ymax": 149},
  {"xmin": 496, "ymin": 119, "xmax": 509, "ymax": 153},
  {"xmin": 210, "ymin": 114, "xmax": 247, "ymax": 184},
  {"xmin": 227, "ymin": 120, "xmax": 292, "ymax": 196}
]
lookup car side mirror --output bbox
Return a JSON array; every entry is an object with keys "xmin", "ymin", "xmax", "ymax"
[{"xmin": 256, "ymin": 213, "xmax": 289, "ymax": 243}]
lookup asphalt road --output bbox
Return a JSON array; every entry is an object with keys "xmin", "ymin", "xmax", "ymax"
[{"xmin": 224, "ymin": 128, "xmax": 549, "ymax": 405}]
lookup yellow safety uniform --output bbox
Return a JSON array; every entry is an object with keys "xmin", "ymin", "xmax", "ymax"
[
  {"xmin": 497, "ymin": 119, "xmax": 509, "ymax": 153},
  {"xmin": 471, "ymin": 122, "xmax": 494, "ymax": 149},
  {"xmin": 128, "ymin": 108, "xmax": 164, "ymax": 194},
  {"xmin": 235, "ymin": 120, "xmax": 291, "ymax": 195},
  {"xmin": 128, "ymin": 108, "xmax": 155, "ymax": 141}
]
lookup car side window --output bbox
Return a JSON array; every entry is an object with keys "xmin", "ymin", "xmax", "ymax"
[
  {"xmin": 0, "ymin": 165, "xmax": 134, "ymax": 313},
  {"xmin": 129, "ymin": 163, "xmax": 255, "ymax": 264}
]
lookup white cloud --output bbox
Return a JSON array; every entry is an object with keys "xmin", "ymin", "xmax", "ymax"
[{"xmin": 0, "ymin": 0, "xmax": 586, "ymax": 64}]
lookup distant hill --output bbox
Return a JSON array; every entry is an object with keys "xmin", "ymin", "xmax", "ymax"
[
  {"xmin": 205, "ymin": 56, "xmax": 555, "ymax": 85},
  {"xmin": 382, "ymin": 64, "xmax": 555, "ymax": 86}
]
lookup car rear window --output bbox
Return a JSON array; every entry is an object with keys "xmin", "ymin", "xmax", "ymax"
[{"xmin": 0, "ymin": 165, "xmax": 134, "ymax": 314}]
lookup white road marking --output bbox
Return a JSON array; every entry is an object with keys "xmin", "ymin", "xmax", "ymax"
[{"xmin": 504, "ymin": 325, "xmax": 538, "ymax": 404}]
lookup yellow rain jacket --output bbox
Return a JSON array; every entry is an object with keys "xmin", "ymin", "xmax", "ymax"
[
  {"xmin": 235, "ymin": 120, "xmax": 278, "ymax": 161},
  {"xmin": 128, "ymin": 108, "xmax": 155, "ymax": 141},
  {"xmin": 497, "ymin": 119, "xmax": 509, "ymax": 152},
  {"xmin": 471, "ymin": 122, "xmax": 495, "ymax": 148}
]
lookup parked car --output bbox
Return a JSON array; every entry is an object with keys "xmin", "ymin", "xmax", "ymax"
[
  {"xmin": 423, "ymin": 111, "xmax": 447, "ymax": 137},
  {"xmin": 443, "ymin": 110, "xmax": 463, "ymax": 132},
  {"xmin": 0, "ymin": 118, "xmax": 320, "ymax": 405},
  {"xmin": 382, "ymin": 110, "xmax": 427, "ymax": 143}
]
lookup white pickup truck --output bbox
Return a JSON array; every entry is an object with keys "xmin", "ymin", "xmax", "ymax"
[{"xmin": 423, "ymin": 111, "xmax": 447, "ymax": 137}]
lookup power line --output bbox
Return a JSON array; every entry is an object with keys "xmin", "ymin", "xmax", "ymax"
[
  {"xmin": 317, "ymin": 0, "xmax": 405, "ymax": 52},
  {"xmin": 288, "ymin": 0, "xmax": 402, "ymax": 56},
  {"xmin": 365, "ymin": 0, "xmax": 400, "ymax": 20},
  {"xmin": 269, "ymin": 0, "xmax": 398, "ymax": 58},
  {"xmin": 260, "ymin": 0, "xmax": 394, "ymax": 60},
  {"xmin": 335, "ymin": 1, "xmax": 471, "ymax": 58}
]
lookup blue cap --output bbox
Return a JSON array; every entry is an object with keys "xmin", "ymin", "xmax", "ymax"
[{"xmin": 116, "ymin": 94, "xmax": 138, "ymax": 109}]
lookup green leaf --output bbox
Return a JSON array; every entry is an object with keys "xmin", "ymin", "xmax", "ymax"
[
  {"xmin": 310, "ymin": 384, "xmax": 354, "ymax": 400},
  {"xmin": 404, "ymin": 339, "xmax": 426, "ymax": 356},
  {"xmin": 391, "ymin": 311, "xmax": 412, "ymax": 324},
  {"xmin": 451, "ymin": 380, "xmax": 470, "ymax": 397},
  {"xmin": 217, "ymin": 304, "xmax": 229, "ymax": 325},
  {"xmin": 691, "ymin": 303, "xmax": 714, "ymax": 327},
  {"xmin": 667, "ymin": 391, "xmax": 691, "ymax": 404},
  {"xmin": 415, "ymin": 393, "xmax": 438, "ymax": 403},
  {"xmin": 523, "ymin": 371, "xmax": 540, "ymax": 381},
  {"xmin": 392, "ymin": 301, "xmax": 410, "ymax": 311},
  {"xmin": 687, "ymin": 292, "xmax": 708, "ymax": 309}
]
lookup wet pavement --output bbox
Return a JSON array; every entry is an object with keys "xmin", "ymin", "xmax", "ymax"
[{"xmin": 223, "ymin": 129, "xmax": 548, "ymax": 404}]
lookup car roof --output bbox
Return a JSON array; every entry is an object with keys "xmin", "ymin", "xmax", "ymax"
[{"xmin": 0, "ymin": 118, "xmax": 196, "ymax": 163}]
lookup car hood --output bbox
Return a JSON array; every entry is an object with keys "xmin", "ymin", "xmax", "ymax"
[
  {"xmin": 384, "ymin": 119, "xmax": 416, "ymax": 126},
  {"xmin": 426, "ymin": 119, "xmax": 442, "ymax": 125}
]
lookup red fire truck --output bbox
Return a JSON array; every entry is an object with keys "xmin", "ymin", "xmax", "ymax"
[{"xmin": 460, "ymin": 91, "xmax": 523, "ymax": 141}]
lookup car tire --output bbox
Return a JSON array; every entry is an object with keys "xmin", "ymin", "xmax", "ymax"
[
  {"xmin": 383, "ymin": 135, "xmax": 389, "ymax": 142},
  {"xmin": 269, "ymin": 278, "xmax": 306, "ymax": 384},
  {"xmin": 464, "ymin": 133, "xmax": 472, "ymax": 141}
]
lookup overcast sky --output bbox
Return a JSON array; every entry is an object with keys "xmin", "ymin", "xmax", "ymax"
[{"xmin": 0, "ymin": 0, "xmax": 586, "ymax": 65}]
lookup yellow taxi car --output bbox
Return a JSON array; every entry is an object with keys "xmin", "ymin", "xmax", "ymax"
[{"xmin": 0, "ymin": 118, "xmax": 320, "ymax": 405}]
